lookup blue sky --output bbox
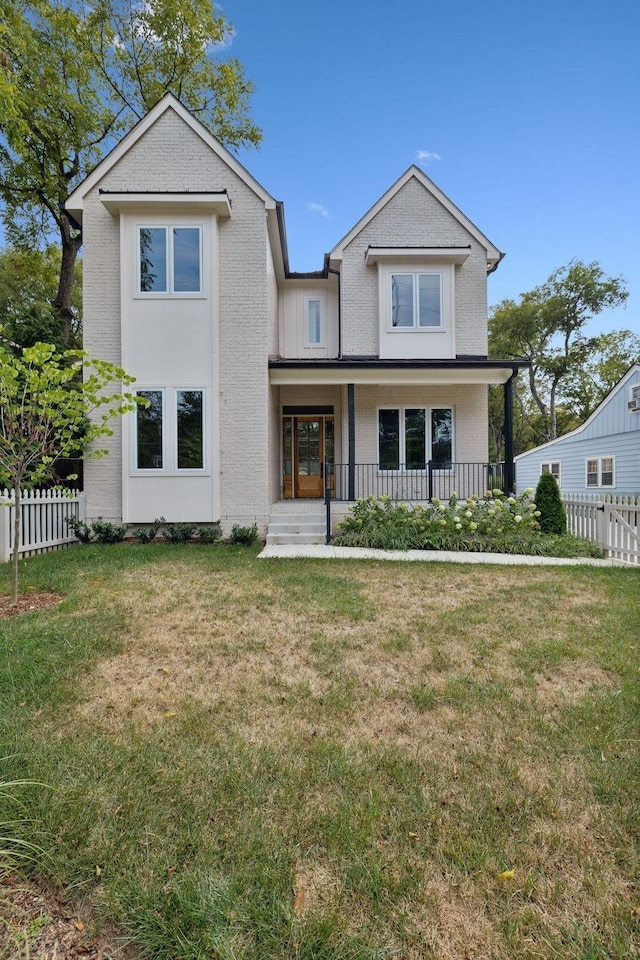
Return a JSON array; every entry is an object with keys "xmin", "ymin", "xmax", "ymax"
[{"xmin": 230, "ymin": 0, "xmax": 639, "ymax": 338}]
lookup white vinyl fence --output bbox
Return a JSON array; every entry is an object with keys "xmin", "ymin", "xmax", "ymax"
[
  {"xmin": 0, "ymin": 489, "xmax": 85, "ymax": 563},
  {"xmin": 563, "ymin": 493, "xmax": 640, "ymax": 565}
]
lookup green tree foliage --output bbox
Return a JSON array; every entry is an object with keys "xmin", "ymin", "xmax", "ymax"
[
  {"xmin": 0, "ymin": 341, "xmax": 141, "ymax": 602},
  {"xmin": 534, "ymin": 472, "xmax": 567, "ymax": 535},
  {"xmin": 490, "ymin": 261, "xmax": 629, "ymax": 444},
  {"xmin": 0, "ymin": 0, "xmax": 261, "ymax": 326},
  {"xmin": 0, "ymin": 246, "xmax": 82, "ymax": 350}
]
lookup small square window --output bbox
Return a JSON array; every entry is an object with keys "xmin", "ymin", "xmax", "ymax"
[{"xmin": 586, "ymin": 456, "xmax": 614, "ymax": 488}]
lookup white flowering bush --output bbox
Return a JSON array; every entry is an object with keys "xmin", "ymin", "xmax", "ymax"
[{"xmin": 335, "ymin": 489, "xmax": 546, "ymax": 553}]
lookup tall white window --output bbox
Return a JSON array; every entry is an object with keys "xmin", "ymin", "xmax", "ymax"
[
  {"xmin": 138, "ymin": 226, "xmax": 202, "ymax": 294},
  {"xmin": 390, "ymin": 273, "xmax": 442, "ymax": 329},
  {"xmin": 306, "ymin": 299, "xmax": 322, "ymax": 345},
  {"xmin": 135, "ymin": 389, "xmax": 205, "ymax": 472}
]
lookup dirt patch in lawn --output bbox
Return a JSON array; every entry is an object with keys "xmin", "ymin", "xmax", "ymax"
[
  {"xmin": 0, "ymin": 594, "xmax": 64, "ymax": 618},
  {"xmin": 0, "ymin": 872, "xmax": 139, "ymax": 959}
]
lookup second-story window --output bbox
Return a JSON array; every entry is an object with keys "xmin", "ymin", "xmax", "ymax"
[
  {"xmin": 138, "ymin": 226, "xmax": 202, "ymax": 294},
  {"xmin": 306, "ymin": 299, "xmax": 322, "ymax": 345},
  {"xmin": 390, "ymin": 272, "xmax": 442, "ymax": 329}
]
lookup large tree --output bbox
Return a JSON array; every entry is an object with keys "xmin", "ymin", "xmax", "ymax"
[
  {"xmin": 0, "ymin": 245, "xmax": 82, "ymax": 350},
  {"xmin": 0, "ymin": 0, "xmax": 261, "ymax": 332},
  {"xmin": 490, "ymin": 260, "xmax": 629, "ymax": 443}
]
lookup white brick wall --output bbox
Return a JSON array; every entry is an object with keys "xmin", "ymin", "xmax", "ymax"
[
  {"xmin": 82, "ymin": 108, "xmax": 275, "ymax": 532},
  {"xmin": 340, "ymin": 177, "xmax": 489, "ymax": 358}
]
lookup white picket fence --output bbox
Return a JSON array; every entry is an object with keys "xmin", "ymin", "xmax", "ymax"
[
  {"xmin": 563, "ymin": 493, "xmax": 640, "ymax": 565},
  {"xmin": 0, "ymin": 488, "xmax": 85, "ymax": 563}
]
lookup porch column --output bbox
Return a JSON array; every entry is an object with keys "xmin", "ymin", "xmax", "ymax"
[
  {"xmin": 348, "ymin": 383, "xmax": 355, "ymax": 500},
  {"xmin": 504, "ymin": 373, "xmax": 516, "ymax": 494}
]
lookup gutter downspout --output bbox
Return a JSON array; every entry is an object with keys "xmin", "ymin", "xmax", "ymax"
[{"xmin": 327, "ymin": 266, "xmax": 342, "ymax": 359}]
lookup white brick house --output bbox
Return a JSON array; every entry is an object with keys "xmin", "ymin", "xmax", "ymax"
[{"xmin": 66, "ymin": 94, "xmax": 526, "ymax": 536}]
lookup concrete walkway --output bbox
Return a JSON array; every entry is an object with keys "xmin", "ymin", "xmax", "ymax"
[{"xmin": 259, "ymin": 544, "xmax": 628, "ymax": 567}]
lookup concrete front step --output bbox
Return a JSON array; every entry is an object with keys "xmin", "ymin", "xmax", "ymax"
[{"xmin": 266, "ymin": 508, "xmax": 328, "ymax": 546}]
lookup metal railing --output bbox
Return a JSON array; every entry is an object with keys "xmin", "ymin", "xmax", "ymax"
[{"xmin": 326, "ymin": 461, "xmax": 506, "ymax": 503}]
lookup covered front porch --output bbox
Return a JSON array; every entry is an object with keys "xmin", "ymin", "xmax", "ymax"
[{"xmin": 269, "ymin": 358, "xmax": 528, "ymax": 511}]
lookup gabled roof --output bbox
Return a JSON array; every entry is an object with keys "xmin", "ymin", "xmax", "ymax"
[
  {"xmin": 514, "ymin": 363, "xmax": 640, "ymax": 460},
  {"xmin": 329, "ymin": 165, "xmax": 503, "ymax": 272},
  {"xmin": 65, "ymin": 93, "xmax": 276, "ymax": 222}
]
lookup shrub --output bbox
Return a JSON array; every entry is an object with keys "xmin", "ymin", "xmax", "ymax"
[
  {"xmin": 162, "ymin": 523, "xmax": 196, "ymax": 544},
  {"xmin": 197, "ymin": 522, "xmax": 222, "ymax": 544},
  {"xmin": 90, "ymin": 518, "xmax": 130, "ymax": 544},
  {"xmin": 136, "ymin": 517, "xmax": 166, "ymax": 544},
  {"xmin": 229, "ymin": 523, "xmax": 258, "ymax": 546},
  {"xmin": 534, "ymin": 473, "xmax": 567, "ymax": 534},
  {"xmin": 65, "ymin": 515, "xmax": 94, "ymax": 543},
  {"xmin": 65, "ymin": 516, "xmax": 129, "ymax": 544}
]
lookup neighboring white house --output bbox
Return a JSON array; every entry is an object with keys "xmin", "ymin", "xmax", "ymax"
[
  {"xmin": 515, "ymin": 364, "xmax": 640, "ymax": 495},
  {"xmin": 65, "ymin": 93, "xmax": 527, "ymax": 536}
]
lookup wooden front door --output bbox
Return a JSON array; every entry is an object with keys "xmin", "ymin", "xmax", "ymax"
[{"xmin": 283, "ymin": 414, "xmax": 334, "ymax": 499}]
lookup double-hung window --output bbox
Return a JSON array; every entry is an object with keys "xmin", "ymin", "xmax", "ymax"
[
  {"xmin": 135, "ymin": 389, "xmax": 205, "ymax": 472},
  {"xmin": 390, "ymin": 272, "xmax": 442, "ymax": 329},
  {"xmin": 379, "ymin": 407, "xmax": 452, "ymax": 470},
  {"xmin": 541, "ymin": 461, "xmax": 561, "ymax": 483},
  {"xmin": 138, "ymin": 226, "xmax": 202, "ymax": 294},
  {"xmin": 586, "ymin": 456, "xmax": 614, "ymax": 488}
]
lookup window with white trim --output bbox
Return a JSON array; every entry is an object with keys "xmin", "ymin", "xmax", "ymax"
[
  {"xmin": 586, "ymin": 456, "xmax": 614, "ymax": 488},
  {"xmin": 135, "ymin": 389, "xmax": 205, "ymax": 472},
  {"xmin": 390, "ymin": 272, "xmax": 442, "ymax": 329},
  {"xmin": 378, "ymin": 407, "xmax": 452, "ymax": 470},
  {"xmin": 138, "ymin": 226, "xmax": 202, "ymax": 294},
  {"xmin": 629, "ymin": 383, "xmax": 640, "ymax": 411},
  {"xmin": 305, "ymin": 298, "xmax": 322, "ymax": 345},
  {"xmin": 541, "ymin": 461, "xmax": 561, "ymax": 482}
]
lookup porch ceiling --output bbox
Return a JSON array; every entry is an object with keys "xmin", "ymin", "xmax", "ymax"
[{"xmin": 269, "ymin": 359, "xmax": 529, "ymax": 387}]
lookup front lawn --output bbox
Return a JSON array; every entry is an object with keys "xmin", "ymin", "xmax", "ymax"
[{"xmin": 0, "ymin": 545, "xmax": 638, "ymax": 959}]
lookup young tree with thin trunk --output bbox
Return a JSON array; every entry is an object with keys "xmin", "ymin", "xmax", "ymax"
[{"xmin": 0, "ymin": 341, "xmax": 141, "ymax": 604}]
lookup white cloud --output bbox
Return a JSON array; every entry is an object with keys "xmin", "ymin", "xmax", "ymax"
[
  {"xmin": 417, "ymin": 150, "xmax": 441, "ymax": 163},
  {"xmin": 307, "ymin": 202, "xmax": 329, "ymax": 218}
]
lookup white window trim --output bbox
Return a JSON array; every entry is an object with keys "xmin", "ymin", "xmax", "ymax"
[
  {"xmin": 629, "ymin": 383, "xmax": 640, "ymax": 411},
  {"xmin": 387, "ymin": 271, "xmax": 443, "ymax": 332},
  {"xmin": 136, "ymin": 224, "xmax": 204, "ymax": 297},
  {"xmin": 377, "ymin": 405, "xmax": 454, "ymax": 472},
  {"xmin": 304, "ymin": 297, "xmax": 324, "ymax": 347},
  {"xmin": 585, "ymin": 455, "xmax": 615, "ymax": 488},
  {"xmin": 540, "ymin": 461, "xmax": 561, "ymax": 483},
  {"xmin": 133, "ymin": 387, "xmax": 208, "ymax": 475}
]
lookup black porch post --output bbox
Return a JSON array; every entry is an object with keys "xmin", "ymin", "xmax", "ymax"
[
  {"xmin": 348, "ymin": 383, "xmax": 355, "ymax": 500},
  {"xmin": 504, "ymin": 373, "xmax": 516, "ymax": 493}
]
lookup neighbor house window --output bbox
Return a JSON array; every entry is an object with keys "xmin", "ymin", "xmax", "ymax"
[
  {"xmin": 586, "ymin": 456, "xmax": 614, "ymax": 488},
  {"xmin": 378, "ymin": 407, "xmax": 452, "ymax": 469},
  {"xmin": 390, "ymin": 273, "xmax": 441, "ymax": 329},
  {"xmin": 629, "ymin": 383, "xmax": 640, "ymax": 410},
  {"xmin": 541, "ymin": 461, "xmax": 561, "ymax": 483},
  {"xmin": 306, "ymin": 299, "xmax": 322, "ymax": 345},
  {"xmin": 135, "ymin": 389, "xmax": 205, "ymax": 471},
  {"xmin": 138, "ymin": 226, "xmax": 201, "ymax": 294}
]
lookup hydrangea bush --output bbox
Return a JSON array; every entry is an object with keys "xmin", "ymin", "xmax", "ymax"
[{"xmin": 334, "ymin": 488, "xmax": 585, "ymax": 554}]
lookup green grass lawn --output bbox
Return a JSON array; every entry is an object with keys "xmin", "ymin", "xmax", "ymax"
[{"xmin": 0, "ymin": 544, "xmax": 638, "ymax": 959}]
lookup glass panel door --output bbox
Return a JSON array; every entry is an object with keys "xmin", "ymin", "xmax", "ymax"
[{"xmin": 295, "ymin": 417, "xmax": 324, "ymax": 498}]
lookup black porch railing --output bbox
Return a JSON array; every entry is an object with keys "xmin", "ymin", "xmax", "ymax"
[{"xmin": 326, "ymin": 461, "xmax": 506, "ymax": 503}]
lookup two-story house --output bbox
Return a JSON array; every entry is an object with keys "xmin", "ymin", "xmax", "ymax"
[{"xmin": 66, "ymin": 94, "xmax": 527, "ymax": 539}]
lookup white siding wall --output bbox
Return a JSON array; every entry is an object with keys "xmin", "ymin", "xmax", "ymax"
[{"xmin": 280, "ymin": 280, "xmax": 339, "ymax": 359}]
